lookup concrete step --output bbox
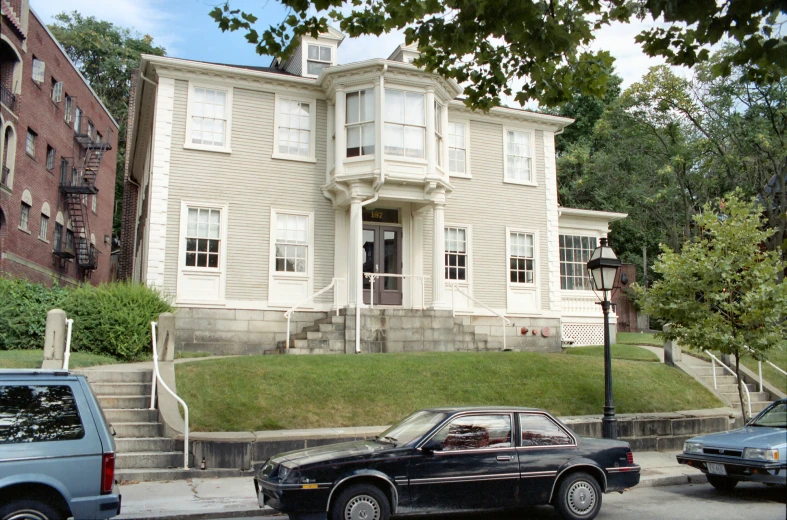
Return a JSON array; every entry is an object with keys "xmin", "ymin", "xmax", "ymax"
[
  {"xmin": 116, "ymin": 451, "xmax": 183, "ymax": 469},
  {"xmin": 115, "ymin": 437, "xmax": 174, "ymax": 453},
  {"xmin": 116, "ymin": 467, "xmax": 254, "ymax": 482},
  {"xmin": 692, "ymin": 366, "xmax": 737, "ymax": 377},
  {"xmin": 698, "ymin": 374, "xmax": 738, "ymax": 384},
  {"xmin": 302, "ymin": 324, "xmax": 321, "ymax": 333},
  {"xmin": 331, "ymin": 315, "xmax": 345, "ymax": 325},
  {"xmin": 730, "ymin": 400, "xmax": 772, "ymax": 412},
  {"xmin": 320, "ymin": 323, "xmax": 344, "ymax": 332},
  {"xmin": 720, "ymin": 391, "xmax": 771, "ymax": 402},
  {"xmin": 307, "ymin": 331, "xmax": 344, "ymax": 340},
  {"xmin": 714, "ymin": 383, "xmax": 757, "ymax": 393},
  {"xmin": 74, "ymin": 370, "xmax": 152, "ymax": 383},
  {"xmin": 104, "ymin": 408, "xmax": 158, "ymax": 423},
  {"xmin": 90, "ymin": 382, "xmax": 152, "ymax": 397},
  {"xmin": 97, "ymin": 395, "xmax": 149, "ymax": 410},
  {"xmin": 113, "ymin": 422, "xmax": 161, "ymax": 438}
]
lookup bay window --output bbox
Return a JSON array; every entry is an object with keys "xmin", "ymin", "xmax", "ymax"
[
  {"xmin": 346, "ymin": 89, "xmax": 375, "ymax": 157},
  {"xmin": 560, "ymin": 235, "xmax": 597, "ymax": 290},
  {"xmin": 384, "ymin": 89, "xmax": 425, "ymax": 158},
  {"xmin": 509, "ymin": 231, "xmax": 535, "ymax": 284}
]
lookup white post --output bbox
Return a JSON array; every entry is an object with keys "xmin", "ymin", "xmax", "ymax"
[
  {"xmin": 431, "ymin": 200, "xmax": 446, "ymax": 308},
  {"xmin": 758, "ymin": 360, "xmax": 763, "ymax": 393},
  {"xmin": 370, "ymin": 276, "xmax": 375, "ymax": 308},
  {"xmin": 348, "ymin": 197, "xmax": 362, "ymax": 306},
  {"xmin": 334, "ymin": 89, "xmax": 346, "ymax": 176},
  {"xmin": 425, "ymin": 88, "xmax": 435, "ymax": 175},
  {"xmin": 286, "ymin": 313, "xmax": 291, "ymax": 351},
  {"xmin": 421, "ymin": 277, "xmax": 426, "ymax": 310},
  {"xmin": 63, "ymin": 319, "xmax": 73, "ymax": 371},
  {"xmin": 502, "ymin": 317, "xmax": 507, "ymax": 350},
  {"xmin": 711, "ymin": 357, "xmax": 718, "ymax": 389}
]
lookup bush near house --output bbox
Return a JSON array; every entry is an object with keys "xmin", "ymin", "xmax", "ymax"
[{"xmin": 0, "ymin": 278, "xmax": 173, "ymax": 361}]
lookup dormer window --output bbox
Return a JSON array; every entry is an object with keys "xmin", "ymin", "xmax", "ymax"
[{"xmin": 307, "ymin": 45, "xmax": 332, "ymax": 75}]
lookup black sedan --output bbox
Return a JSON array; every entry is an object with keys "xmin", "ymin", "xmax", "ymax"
[{"xmin": 253, "ymin": 407, "xmax": 640, "ymax": 520}]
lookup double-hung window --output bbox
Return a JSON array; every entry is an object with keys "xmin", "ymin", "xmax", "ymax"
[
  {"xmin": 19, "ymin": 202, "xmax": 30, "ymax": 231},
  {"xmin": 91, "ymin": 194, "xmax": 97, "ymax": 213},
  {"xmin": 276, "ymin": 98, "xmax": 312, "ymax": 159},
  {"xmin": 32, "ymin": 58, "xmax": 45, "ymax": 83},
  {"xmin": 189, "ymin": 87, "xmax": 229, "ymax": 149},
  {"xmin": 509, "ymin": 231, "xmax": 535, "ymax": 284},
  {"xmin": 64, "ymin": 96, "xmax": 73, "ymax": 123},
  {"xmin": 274, "ymin": 213, "xmax": 308, "ymax": 274},
  {"xmin": 26, "ymin": 129, "xmax": 36, "ymax": 157},
  {"xmin": 448, "ymin": 122, "xmax": 468, "ymax": 176},
  {"xmin": 384, "ymin": 89, "xmax": 425, "ymax": 158},
  {"xmin": 505, "ymin": 129, "xmax": 533, "ymax": 184},
  {"xmin": 306, "ymin": 45, "xmax": 332, "ymax": 75},
  {"xmin": 39, "ymin": 214, "xmax": 49, "ymax": 240},
  {"xmin": 184, "ymin": 207, "xmax": 221, "ymax": 269},
  {"xmin": 560, "ymin": 235, "xmax": 597, "ymax": 290},
  {"xmin": 46, "ymin": 146, "xmax": 55, "ymax": 170},
  {"xmin": 74, "ymin": 107, "xmax": 83, "ymax": 132},
  {"xmin": 445, "ymin": 227, "xmax": 468, "ymax": 282},
  {"xmin": 346, "ymin": 89, "xmax": 374, "ymax": 157},
  {"xmin": 54, "ymin": 222, "xmax": 63, "ymax": 251}
]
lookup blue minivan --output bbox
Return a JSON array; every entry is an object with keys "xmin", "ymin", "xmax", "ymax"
[{"xmin": 0, "ymin": 370, "xmax": 121, "ymax": 520}]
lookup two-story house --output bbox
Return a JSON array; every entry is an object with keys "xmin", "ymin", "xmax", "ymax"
[{"xmin": 120, "ymin": 29, "xmax": 625, "ymax": 354}]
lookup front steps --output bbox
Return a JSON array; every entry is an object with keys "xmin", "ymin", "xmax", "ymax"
[{"xmin": 682, "ymin": 356, "xmax": 775, "ymax": 415}]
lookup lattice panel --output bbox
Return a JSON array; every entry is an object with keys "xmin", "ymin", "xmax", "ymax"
[{"xmin": 561, "ymin": 324, "xmax": 604, "ymax": 346}]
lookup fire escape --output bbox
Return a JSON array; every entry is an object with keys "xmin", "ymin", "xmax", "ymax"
[{"xmin": 55, "ymin": 111, "xmax": 112, "ymax": 278}]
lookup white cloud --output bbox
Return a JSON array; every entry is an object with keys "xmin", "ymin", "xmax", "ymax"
[
  {"xmin": 338, "ymin": 29, "xmax": 407, "ymax": 65},
  {"xmin": 591, "ymin": 19, "xmax": 669, "ymax": 88}
]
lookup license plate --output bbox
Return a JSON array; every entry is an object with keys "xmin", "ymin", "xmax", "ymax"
[{"xmin": 707, "ymin": 463, "xmax": 726, "ymax": 475}]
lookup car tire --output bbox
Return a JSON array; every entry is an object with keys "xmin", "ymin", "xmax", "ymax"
[
  {"xmin": 0, "ymin": 499, "xmax": 65, "ymax": 520},
  {"xmin": 707, "ymin": 474, "xmax": 739, "ymax": 492},
  {"xmin": 555, "ymin": 472, "xmax": 602, "ymax": 520},
  {"xmin": 331, "ymin": 483, "xmax": 391, "ymax": 520}
]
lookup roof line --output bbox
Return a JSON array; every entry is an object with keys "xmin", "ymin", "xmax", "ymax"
[{"xmin": 31, "ymin": 8, "xmax": 119, "ymax": 129}]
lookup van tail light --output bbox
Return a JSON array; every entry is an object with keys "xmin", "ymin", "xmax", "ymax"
[
  {"xmin": 627, "ymin": 451, "xmax": 635, "ymax": 464},
  {"xmin": 101, "ymin": 453, "xmax": 115, "ymax": 494}
]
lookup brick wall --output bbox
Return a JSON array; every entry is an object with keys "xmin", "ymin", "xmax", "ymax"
[
  {"xmin": 117, "ymin": 69, "xmax": 138, "ymax": 280},
  {"xmin": 0, "ymin": 9, "xmax": 118, "ymax": 286}
]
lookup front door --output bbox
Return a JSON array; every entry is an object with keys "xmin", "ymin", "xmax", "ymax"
[{"xmin": 362, "ymin": 225, "xmax": 402, "ymax": 305}]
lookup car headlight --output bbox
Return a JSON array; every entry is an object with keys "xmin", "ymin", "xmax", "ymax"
[
  {"xmin": 743, "ymin": 448, "xmax": 779, "ymax": 461},
  {"xmin": 683, "ymin": 442, "xmax": 704, "ymax": 454}
]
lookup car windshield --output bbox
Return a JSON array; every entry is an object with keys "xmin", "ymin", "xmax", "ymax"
[
  {"xmin": 750, "ymin": 402, "xmax": 787, "ymax": 428},
  {"xmin": 376, "ymin": 410, "xmax": 448, "ymax": 446}
]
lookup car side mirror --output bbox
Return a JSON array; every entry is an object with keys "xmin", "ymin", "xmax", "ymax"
[{"xmin": 421, "ymin": 438, "xmax": 443, "ymax": 453}]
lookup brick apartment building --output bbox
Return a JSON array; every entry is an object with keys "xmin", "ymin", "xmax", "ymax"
[{"xmin": 1, "ymin": 0, "xmax": 118, "ymax": 286}]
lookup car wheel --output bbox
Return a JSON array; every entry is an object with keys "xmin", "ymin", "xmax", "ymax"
[
  {"xmin": 555, "ymin": 472, "xmax": 602, "ymax": 520},
  {"xmin": 331, "ymin": 483, "xmax": 391, "ymax": 520},
  {"xmin": 707, "ymin": 474, "xmax": 739, "ymax": 492},
  {"xmin": 0, "ymin": 499, "xmax": 65, "ymax": 520}
]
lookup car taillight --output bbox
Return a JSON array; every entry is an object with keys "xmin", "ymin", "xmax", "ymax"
[
  {"xmin": 627, "ymin": 451, "xmax": 634, "ymax": 464},
  {"xmin": 101, "ymin": 453, "xmax": 115, "ymax": 495}
]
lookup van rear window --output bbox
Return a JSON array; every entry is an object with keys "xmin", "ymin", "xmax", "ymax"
[{"xmin": 0, "ymin": 385, "xmax": 85, "ymax": 444}]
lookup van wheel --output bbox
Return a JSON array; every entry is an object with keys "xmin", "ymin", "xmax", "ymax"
[
  {"xmin": 331, "ymin": 483, "xmax": 390, "ymax": 520},
  {"xmin": 555, "ymin": 472, "xmax": 602, "ymax": 520},
  {"xmin": 0, "ymin": 499, "xmax": 65, "ymax": 520}
]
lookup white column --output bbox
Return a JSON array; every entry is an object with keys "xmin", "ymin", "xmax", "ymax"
[
  {"xmin": 327, "ymin": 101, "xmax": 335, "ymax": 182},
  {"xmin": 441, "ymin": 99, "xmax": 449, "ymax": 175},
  {"xmin": 431, "ymin": 200, "xmax": 446, "ymax": 308},
  {"xmin": 374, "ymin": 77, "xmax": 384, "ymax": 176},
  {"xmin": 334, "ymin": 208, "xmax": 348, "ymax": 306},
  {"xmin": 334, "ymin": 89, "xmax": 346, "ymax": 176},
  {"xmin": 347, "ymin": 197, "xmax": 363, "ymax": 306},
  {"xmin": 425, "ymin": 88, "xmax": 435, "ymax": 174},
  {"xmin": 412, "ymin": 210, "xmax": 425, "ymax": 309}
]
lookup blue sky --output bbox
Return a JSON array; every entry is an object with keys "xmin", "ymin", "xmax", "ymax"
[{"xmin": 33, "ymin": 0, "xmax": 672, "ymax": 104}]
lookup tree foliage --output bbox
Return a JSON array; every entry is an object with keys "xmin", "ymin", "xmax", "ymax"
[
  {"xmin": 48, "ymin": 12, "xmax": 166, "ymax": 237},
  {"xmin": 209, "ymin": 0, "xmax": 786, "ymax": 110},
  {"xmin": 634, "ymin": 194, "xmax": 787, "ymax": 419}
]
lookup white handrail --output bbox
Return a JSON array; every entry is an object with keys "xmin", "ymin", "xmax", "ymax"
[
  {"xmin": 285, "ymin": 278, "xmax": 344, "ymax": 351},
  {"xmin": 743, "ymin": 345, "xmax": 786, "ymax": 392},
  {"xmin": 704, "ymin": 349, "xmax": 752, "ymax": 419},
  {"xmin": 448, "ymin": 283, "xmax": 511, "ymax": 351},
  {"xmin": 62, "ymin": 318, "xmax": 74, "ymax": 370},
  {"xmin": 364, "ymin": 273, "xmax": 430, "ymax": 309},
  {"xmin": 151, "ymin": 322, "xmax": 189, "ymax": 470}
]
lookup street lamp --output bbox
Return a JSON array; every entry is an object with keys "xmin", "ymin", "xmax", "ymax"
[{"xmin": 587, "ymin": 237, "xmax": 621, "ymax": 440}]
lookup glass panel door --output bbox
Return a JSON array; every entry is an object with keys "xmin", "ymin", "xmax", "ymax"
[{"xmin": 362, "ymin": 225, "xmax": 403, "ymax": 305}]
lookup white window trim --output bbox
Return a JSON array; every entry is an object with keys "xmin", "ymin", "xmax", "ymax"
[
  {"xmin": 345, "ymin": 88, "xmax": 375, "ymax": 159},
  {"xmin": 506, "ymin": 227, "xmax": 538, "ymax": 288},
  {"xmin": 503, "ymin": 126, "xmax": 537, "ymax": 187},
  {"xmin": 272, "ymin": 93, "xmax": 317, "ymax": 163},
  {"xmin": 444, "ymin": 223, "xmax": 472, "ymax": 287},
  {"xmin": 39, "ymin": 213, "xmax": 49, "ymax": 243},
  {"xmin": 176, "ymin": 201, "xmax": 229, "ymax": 304},
  {"xmin": 559, "ymin": 233, "xmax": 598, "ymax": 292},
  {"xmin": 302, "ymin": 42, "xmax": 338, "ymax": 78},
  {"xmin": 268, "ymin": 208, "xmax": 315, "ymax": 306},
  {"xmin": 183, "ymin": 82, "xmax": 233, "ymax": 154},
  {"xmin": 383, "ymin": 87, "xmax": 427, "ymax": 160},
  {"xmin": 447, "ymin": 119, "xmax": 471, "ymax": 178}
]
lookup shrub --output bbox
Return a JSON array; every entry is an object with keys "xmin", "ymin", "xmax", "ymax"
[
  {"xmin": 64, "ymin": 281, "xmax": 174, "ymax": 361},
  {"xmin": 0, "ymin": 277, "xmax": 69, "ymax": 350}
]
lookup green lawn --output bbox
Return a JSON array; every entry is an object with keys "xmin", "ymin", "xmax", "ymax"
[
  {"xmin": 742, "ymin": 348, "xmax": 787, "ymax": 393},
  {"xmin": 0, "ymin": 349, "xmax": 120, "ymax": 369},
  {"xmin": 565, "ymin": 344, "xmax": 660, "ymax": 362},
  {"xmin": 616, "ymin": 332, "xmax": 663, "ymax": 347},
  {"xmin": 175, "ymin": 351, "xmax": 722, "ymax": 432}
]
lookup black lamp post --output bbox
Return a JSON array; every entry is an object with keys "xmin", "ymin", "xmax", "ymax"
[{"xmin": 587, "ymin": 237, "xmax": 621, "ymax": 440}]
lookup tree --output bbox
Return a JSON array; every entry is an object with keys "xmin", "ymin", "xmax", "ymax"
[
  {"xmin": 48, "ymin": 12, "xmax": 166, "ymax": 238},
  {"xmin": 634, "ymin": 193, "xmax": 787, "ymax": 421},
  {"xmin": 209, "ymin": 0, "xmax": 785, "ymax": 110}
]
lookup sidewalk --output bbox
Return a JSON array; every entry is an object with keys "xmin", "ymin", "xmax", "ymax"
[{"xmin": 116, "ymin": 450, "xmax": 706, "ymax": 520}]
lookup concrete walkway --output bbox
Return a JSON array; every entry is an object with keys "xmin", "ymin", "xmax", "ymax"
[{"xmin": 116, "ymin": 450, "xmax": 706, "ymax": 520}]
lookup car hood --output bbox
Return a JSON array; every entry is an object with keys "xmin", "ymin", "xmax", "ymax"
[
  {"xmin": 271, "ymin": 439, "xmax": 401, "ymax": 467},
  {"xmin": 689, "ymin": 427, "xmax": 787, "ymax": 449}
]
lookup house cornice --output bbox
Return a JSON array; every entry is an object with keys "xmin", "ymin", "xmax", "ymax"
[
  {"xmin": 558, "ymin": 207, "xmax": 628, "ymax": 222},
  {"xmin": 449, "ymin": 101, "xmax": 574, "ymax": 130}
]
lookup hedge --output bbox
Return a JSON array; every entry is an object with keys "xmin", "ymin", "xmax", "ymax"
[{"xmin": 0, "ymin": 278, "xmax": 173, "ymax": 361}]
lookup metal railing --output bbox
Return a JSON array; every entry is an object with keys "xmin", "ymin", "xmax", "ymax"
[
  {"xmin": 743, "ymin": 346, "xmax": 786, "ymax": 393},
  {"xmin": 150, "ymin": 322, "xmax": 189, "ymax": 469},
  {"xmin": 704, "ymin": 349, "xmax": 752, "ymax": 419},
  {"xmin": 0, "ymin": 84, "xmax": 15, "ymax": 112},
  {"xmin": 364, "ymin": 273, "xmax": 429, "ymax": 309},
  {"xmin": 284, "ymin": 278, "xmax": 345, "ymax": 351},
  {"xmin": 448, "ymin": 282, "xmax": 511, "ymax": 351},
  {"xmin": 62, "ymin": 318, "xmax": 74, "ymax": 370}
]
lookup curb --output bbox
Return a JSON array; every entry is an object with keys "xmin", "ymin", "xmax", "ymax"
[{"xmin": 639, "ymin": 472, "xmax": 708, "ymax": 488}]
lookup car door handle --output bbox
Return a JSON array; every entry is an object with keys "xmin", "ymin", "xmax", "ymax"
[{"xmin": 496, "ymin": 455, "xmax": 512, "ymax": 462}]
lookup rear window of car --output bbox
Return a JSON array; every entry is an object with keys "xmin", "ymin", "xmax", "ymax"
[
  {"xmin": 519, "ymin": 413, "xmax": 574, "ymax": 447},
  {"xmin": 0, "ymin": 385, "xmax": 85, "ymax": 444}
]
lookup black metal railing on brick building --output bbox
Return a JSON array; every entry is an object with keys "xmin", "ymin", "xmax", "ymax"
[{"xmin": 0, "ymin": 84, "xmax": 15, "ymax": 112}]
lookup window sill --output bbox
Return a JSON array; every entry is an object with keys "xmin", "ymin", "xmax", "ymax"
[
  {"xmin": 344, "ymin": 155, "xmax": 375, "ymax": 163},
  {"xmin": 271, "ymin": 152, "xmax": 316, "ymax": 164},
  {"xmin": 272, "ymin": 272, "xmax": 310, "ymax": 280},
  {"xmin": 26, "ymin": 152, "xmax": 36, "ymax": 160},
  {"xmin": 38, "ymin": 237, "xmax": 50, "ymax": 244},
  {"xmin": 503, "ymin": 178, "xmax": 537, "ymax": 187},
  {"xmin": 508, "ymin": 283, "xmax": 536, "ymax": 289},
  {"xmin": 449, "ymin": 172, "xmax": 472, "ymax": 179},
  {"xmin": 0, "ymin": 184, "xmax": 11, "ymax": 194},
  {"xmin": 183, "ymin": 142, "xmax": 232, "ymax": 154},
  {"xmin": 181, "ymin": 267, "xmax": 222, "ymax": 274},
  {"xmin": 0, "ymin": 101, "xmax": 18, "ymax": 118},
  {"xmin": 384, "ymin": 155, "xmax": 427, "ymax": 165},
  {"xmin": 18, "ymin": 227, "xmax": 31, "ymax": 234}
]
